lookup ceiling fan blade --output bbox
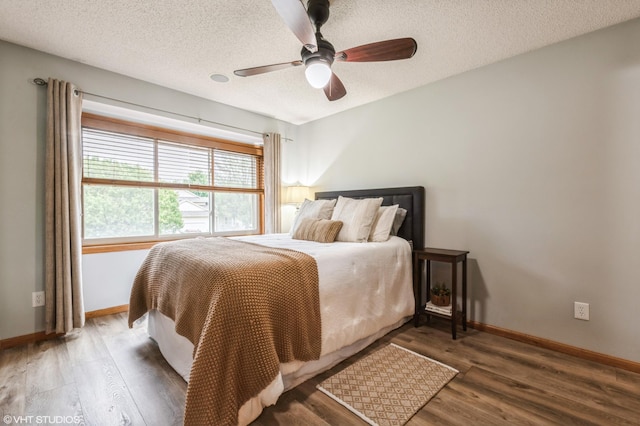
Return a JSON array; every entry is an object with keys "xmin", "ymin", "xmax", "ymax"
[
  {"xmin": 271, "ymin": 0, "xmax": 318, "ymax": 53},
  {"xmin": 323, "ymin": 72, "xmax": 346, "ymax": 101},
  {"xmin": 335, "ymin": 38, "xmax": 417, "ymax": 62},
  {"xmin": 234, "ymin": 61, "xmax": 303, "ymax": 77}
]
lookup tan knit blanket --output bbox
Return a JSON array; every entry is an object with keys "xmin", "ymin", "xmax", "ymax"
[{"xmin": 128, "ymin": 237, "xmax": 321, "ymax": 425}]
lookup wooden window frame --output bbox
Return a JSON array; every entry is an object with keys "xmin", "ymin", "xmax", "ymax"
[{"xmin": 81, "ymin": 113, "xmax": 264, "ymax": 254}]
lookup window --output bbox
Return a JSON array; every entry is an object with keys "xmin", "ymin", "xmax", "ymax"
[{"xmin": 81, "ymin": 113, "xmax": 264, "ymax": 246}]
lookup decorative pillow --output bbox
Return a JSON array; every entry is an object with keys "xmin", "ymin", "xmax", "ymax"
[
  {"xmin": 391, "ymin": 207, "xmax": 408, "ymax": 236},
  {"xmin": 369, "ymin": 204, "xmax": 399, "ymax": 242},
  {"xmin": 289, "ymin": 198, "xmax": 337, "ymax": 235},
  {"xmin": 330, "ymin": 196, "xmax": 383, "ymax": 242},
  {"xmin": 292, "ymin": 218, "xmax": 343, "ymax": 243}
]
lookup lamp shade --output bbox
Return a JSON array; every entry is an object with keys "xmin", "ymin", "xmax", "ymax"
[
  {"xmin": 305, "ymin": 60, "xmax": 332, "ymax": 88},
  {"xmin": 284, "ymin": 185, "xmax": 310, "ymax": 204}
]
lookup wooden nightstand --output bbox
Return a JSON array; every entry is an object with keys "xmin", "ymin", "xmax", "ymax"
[{"xmin": 413, "ymin": 248, "xmax": 469, "ymax": 339}]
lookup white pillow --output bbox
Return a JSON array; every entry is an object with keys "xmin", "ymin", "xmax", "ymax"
[
  {"xmin": 369, "ymin": 204, "xmax": 399, "ymax": 242},
  {"xmin": 331, "ymin": 196, "xmax": 383, "ymax": 242},
  {"xmin": 289, "ymin": 198, "xmax": 337, "ymax": 235},
  {"xmin": 391, "ymin": 207, "xmax": 408, "ymax": 236}
]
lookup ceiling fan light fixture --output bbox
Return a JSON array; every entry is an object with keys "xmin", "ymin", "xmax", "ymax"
[{"xmin": 305, "ymin": 59, "xmax": 332, "ymax": 88}]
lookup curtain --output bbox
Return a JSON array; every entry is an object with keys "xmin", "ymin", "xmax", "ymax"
[
  {"xmin": 263, "ymin": 132, "xmax": 282, "ymax": 233},
  {"xmin": 45, "ymin": 78, "xmax": 85, "ymax": 334}
]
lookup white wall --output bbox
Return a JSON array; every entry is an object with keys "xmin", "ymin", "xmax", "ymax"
[
  {"xmin": 296, "ymin": 19, "xmax": 640, "ymax": 362},
  {"xmin": 82, "ymin": 250, "xmax": 149, "ymax": 312},
  {"xmin": 0, "ymin": 40, "xmax": 294, "ymax": 340}
]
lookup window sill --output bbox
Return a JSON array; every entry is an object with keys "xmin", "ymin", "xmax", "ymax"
[
  {"xmin": 83, "ymin": 241, "xmax": 158, "ymax": 254},
  {"xmin": 82, "ymin": 232, "xmax": 263, "ymax": 254}
]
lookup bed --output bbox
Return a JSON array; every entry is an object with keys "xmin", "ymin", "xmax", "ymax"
[{"xmin": 128, "ymin": 186, "xmax": 425, "ymax": 425}]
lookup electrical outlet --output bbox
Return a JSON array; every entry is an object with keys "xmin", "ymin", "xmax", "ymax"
[
  {"xmin": 574, "ymin": 301, "xmax": 589, "ymax": 321},
  {"xmin": 32, "ymin": 291, "xmax": 45, "ymax": 307}
]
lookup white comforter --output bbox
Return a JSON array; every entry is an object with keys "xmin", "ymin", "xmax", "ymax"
[{"xmin": 234, "ymin": 233, "xmax": 414, "ymax": 358}]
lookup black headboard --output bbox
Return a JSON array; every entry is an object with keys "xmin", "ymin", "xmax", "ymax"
[{"xmin": 315, "ymin": 186, "xmax": 425, "ymax": 249}]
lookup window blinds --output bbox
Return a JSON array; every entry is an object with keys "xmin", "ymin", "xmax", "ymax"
[{"xmin": 82, "ymin": 128, "xmax": 259, "ymax": 191}]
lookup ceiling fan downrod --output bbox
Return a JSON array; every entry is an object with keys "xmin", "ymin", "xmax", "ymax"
[{"xmin": 306, "ymin": 0, "xmax": 330, "ymax": 33}]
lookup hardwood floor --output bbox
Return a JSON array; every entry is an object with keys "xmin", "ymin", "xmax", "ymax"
[{"xmin": 1, "ymin": 313, "xmax": 639, "ymax": 425}]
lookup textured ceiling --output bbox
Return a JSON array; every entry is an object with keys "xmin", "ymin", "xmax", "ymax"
[{"xmin": 1, "ymin": 1, "xmax": 640, "ymax": 124}]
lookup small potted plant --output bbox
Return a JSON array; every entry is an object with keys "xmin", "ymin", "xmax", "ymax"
[{"xmin": 430, "ymin": 283, "xmax": 451, "ymax": 306}]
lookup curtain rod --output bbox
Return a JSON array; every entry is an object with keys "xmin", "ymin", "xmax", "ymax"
[{"xmin": 31, "ymin": 77, "xmax": 292, "ymax": 142}]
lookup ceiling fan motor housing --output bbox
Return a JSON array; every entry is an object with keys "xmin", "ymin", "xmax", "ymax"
[{"xmin": 301, "ymin": 34, "xmax": 335, "ymax": 67}]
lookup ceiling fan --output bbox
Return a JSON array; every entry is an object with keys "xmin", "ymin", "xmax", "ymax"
[{"xmin": 233, "ymin": 0, "xmax": 417, "ymax": 101}]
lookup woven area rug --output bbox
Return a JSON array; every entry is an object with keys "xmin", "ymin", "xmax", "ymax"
[{"xmin": 317, "ymin": 343, "xmax": 458, "ymax": 426}]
